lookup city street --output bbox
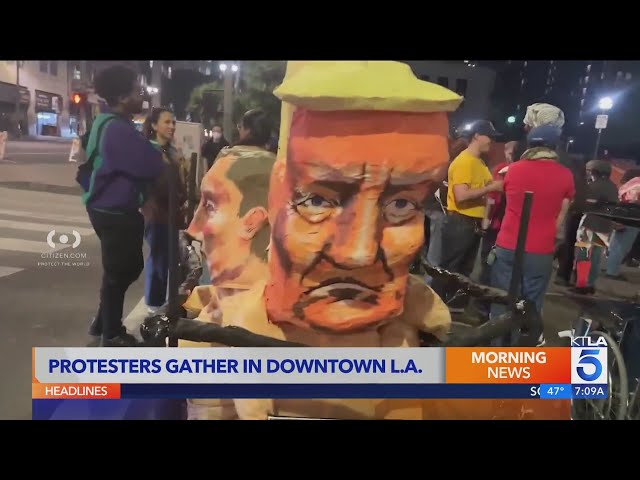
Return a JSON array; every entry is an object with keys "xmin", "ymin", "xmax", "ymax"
[
  {"xmin": 0, "ymin": 184, "xmax": 144, "ymax": 420},
  {"xmin": 0, "ymin": 141, "xmax": 638, "ymax": 419}
]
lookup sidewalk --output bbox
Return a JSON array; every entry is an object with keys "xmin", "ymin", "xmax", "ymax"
[{"xmin": 0, "ymin": 163, "xmax": 81, "ymax": 195}]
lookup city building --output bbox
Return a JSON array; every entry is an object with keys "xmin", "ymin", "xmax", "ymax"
[
  {"xmin": 403, "ymin": 61, "xmax": 496, "ymax": 131},
  {"xmin": 476, "ymin": 60, "xmax": 640, "ymax": 155},
  {"xmin": 0, "ymin": 60, "xmax": 142, "ymax": 138},
  {"xmin": 0, "ymin": 61, "xmax": 69, "ymax": 137}
]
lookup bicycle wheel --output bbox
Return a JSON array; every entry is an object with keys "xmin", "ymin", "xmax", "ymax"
[{"xmin": 574, "ymin": 331, "xmax": 628, "ymax": 421}]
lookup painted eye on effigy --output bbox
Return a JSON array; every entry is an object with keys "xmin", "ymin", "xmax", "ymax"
[
  {"xmin": 383, "ymin": 198, "xmax": 418, "ymax": 224},
  {"xmin": 205, "ymin": 199, "xmax": 217, "ymax": 214},
  {"xmin": 294, "ymin": 193, "xmax": 338, "ymax": 223}
]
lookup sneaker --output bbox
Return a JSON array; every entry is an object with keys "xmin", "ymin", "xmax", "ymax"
[
  {"xmin": 101, "ymin": 332, "xmax": 138, "ymax": 347},
  {"xmin": 536, "ymin": 334, "xmax": 546, "ymax": 347}
]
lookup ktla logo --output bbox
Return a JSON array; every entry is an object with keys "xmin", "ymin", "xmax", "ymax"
[
  {"xmin": 46, "ymin": 230, "xmax": 81, "ymax": 249},
  {"xmin": 570, "ymin": 336, "xmax": 608, "ymax": 384}
]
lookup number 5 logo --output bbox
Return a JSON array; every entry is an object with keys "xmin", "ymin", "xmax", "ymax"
[{"xmin": 577, "ymin": 349, "xmax": 602, "ymax": 382}]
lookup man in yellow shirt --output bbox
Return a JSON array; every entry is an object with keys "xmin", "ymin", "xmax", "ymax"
[{"xmin": 431, "ymin": 120, "xmax": 503, "ymax": 313}]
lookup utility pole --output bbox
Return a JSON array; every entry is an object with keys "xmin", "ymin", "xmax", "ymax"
[
  {"xmin": 222, "ymin": 69, "xmax": 234, "ymax": 140},
  {"xmin": 15, "ymin": 61, "xmax": 21, "ymax": 138}
]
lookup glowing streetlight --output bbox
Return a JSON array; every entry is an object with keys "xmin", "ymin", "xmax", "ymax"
[
  {"xmin": 219, "ymin": 63, "xmax": 228, "ymax": 72},
  {"xmin": 231, "ymin": 64, "xmax": 238, "ymax": 73},
  {"xmin": 598, "ymin": 96, "xmax": 613, "ymax": 111},
  {"xmin": 593, "ymin": 96, "xmax": 615, "ymax": 158},
  {"xmin": 507, "ymin": 115, "xmax": 516, "ymax": 124}
]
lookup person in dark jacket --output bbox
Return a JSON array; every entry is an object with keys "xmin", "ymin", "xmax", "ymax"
[
  {"xmin": 140, "ymin": 108, "xmax": 190, "ymax": 313},
  {"xmin": 85, "ymin": 66, "xmax": 164, "ymax": 346},
  {"xmin": 202, "ymin": 125, "xmax": 229, "ymax": 170},
  {"xmin": 572, "ymin": 160, "xmax": 619, "ymax": 294}
]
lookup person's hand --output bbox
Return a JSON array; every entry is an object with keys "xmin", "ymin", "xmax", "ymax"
[{"xmin": 486, "ymin": 180, "xmax": 504, "ymax": 193}]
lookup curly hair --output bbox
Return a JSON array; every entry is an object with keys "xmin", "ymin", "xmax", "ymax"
[{"xmin": 94, "ymin": 65, "xmax": 137, "ymax": 107}]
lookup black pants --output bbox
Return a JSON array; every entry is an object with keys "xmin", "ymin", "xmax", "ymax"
[
  {"xmin": 556, "ymin": 213, "xmax": 582, "ymax": 283},
  {"xmin": 431, "ymin": 212, "xmax": 482, "ymax": 309},
  {"xmin": 88, "ymin": 208, "xmax": 144, "ymax": 339}
]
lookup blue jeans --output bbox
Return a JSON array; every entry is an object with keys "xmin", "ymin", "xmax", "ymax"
[
  {"xmin": 490, "ymin": 247, "xmax": 553, "ymax": 345},
  {"xmin": 606, "ymin": 227, "xmax": 640, "ymax": 276},
  {"xmin": 423, "ymin": 209, "xmax": 445, "ymax": 284},
  {"xmin": 144, "ymin": 223, "xmax": 169, "ymax": 308}
]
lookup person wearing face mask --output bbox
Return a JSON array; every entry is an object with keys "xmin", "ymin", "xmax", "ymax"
[
  {"xmin": 139, "ymin": 108, "xmax": 190, "ymax": 314},
  {"xmin": 202, "ymin": 125, "xmax": 229, "ymax": 170}
]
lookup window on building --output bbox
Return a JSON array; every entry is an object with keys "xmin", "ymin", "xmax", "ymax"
[
  {"xmin": 73, "ymin": 67, "xmax": 81, "ymax": 80},
  {"xmin": 437, "ymin": 76, "xmax": 448, "ymax": 88},
  {"xmin": 601, "ymin": 72, "xmax": 605, "ymax": 80},
  {"xmin": 617, "ymin": 71, "xmax": 623, "ymax": 79},
  {"xmin": 626, "ymin": 72, "xmax": 632, "ymax": 80},
  {"xmin": 523, "ymin": 61, "xmax": 528, "ymax": 67},
  {"xmin": 418, "ymin": 74, "xmax": 430, "ymax": 82},
  {"xmin": 581, "ymin": 98, "xmax": 585, "ymax": 107},
  {"xmin": 150, "ymin": 60, "xmax": 154, "ymax": 68},
  {"xmin": 584, "ymin": 75, "xmax": 589, "ymax": 84},
  {"xmin": 205, "ymin": 67, "xmax": 211, "ymax": 76},
  {"xmin": 583, "ymin": 87, "xmax": 588, "ymax": 96},
  {"xmin": 455, "ymin": 78, "xmax": 468, "ymax": 97},
  {"xmin": 516, "ymin": 104, "xmax": 521, "ymax": 111},
  {"xmin": 586, "ymin": 64, "xmax": 592, "ymax": 73},
  {"xmin": 168, "ymin": 66, "xmax": 172, "ymax": 79},
  {"xmin": 550, "ymin": 60, "xmax": 554, "ymax": 65},
  {"xmin": 40, "ymin": 61, "xmax": 48, "ymax": 73},
  {"xmin": 49, "ymin": 61, "xmax": 58, "ymax": 76}
]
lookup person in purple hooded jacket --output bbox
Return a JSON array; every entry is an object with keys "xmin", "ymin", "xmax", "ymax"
[{"xmin": 82, "ymin": 65, "xmax": 164, "ymax": 346}]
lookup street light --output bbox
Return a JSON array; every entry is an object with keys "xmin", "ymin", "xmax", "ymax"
[
  {"xmin": 218, "ymin": 62, "xmax": 239, "ymax": 139},
  {"xmin": 507, "ymin": 116, "xmax": 516, "ymax": 124},
  {"xmin": 598, "ymin": 96, "xmax": 613, "ymax": 111},
  {"xmin": 593, "ymin": 96, "xmax": 614, "ymax": 159}
]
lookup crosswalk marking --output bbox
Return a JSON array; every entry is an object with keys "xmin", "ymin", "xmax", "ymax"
[
  {"xmin": 0, "ymin": 266, "xmax": 23, "ymax": 278},
  {"xmin": 0, "ymin": 209, "xmax": 90, "ymax": 226},
  {"xmin": 0, "ymin": 238, "xmax": 70, "ymax": 254},
  {"xmin": 0, "ymin": 219, "xmax": 94, "ymax": 236},
  {"xmin": 0, "ymin": 196, "xmax": 95, "ymax": 280}
]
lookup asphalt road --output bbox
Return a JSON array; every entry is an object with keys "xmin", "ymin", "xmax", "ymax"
[{"xmin": 0, "ymin": 186, "xmax": 144, "ymax": 420}]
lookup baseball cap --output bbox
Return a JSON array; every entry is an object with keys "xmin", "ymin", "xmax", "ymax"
[
  {"xmin": 527, "ymin": 124, "xmax": 562, "ymax": 148},
  {"xmin": 460, "ymin": 120, "xmax": 502, "ymax": 139}
]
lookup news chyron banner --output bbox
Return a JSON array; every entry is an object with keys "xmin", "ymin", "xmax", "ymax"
[{"xmin": 32, "ymin": 342, "xmax": 607, "ymax": 420}]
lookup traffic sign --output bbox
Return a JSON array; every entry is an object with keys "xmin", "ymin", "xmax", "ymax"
[{"xmin": 595, "ymin": 114, "xmax": 608, "ymax": 129}]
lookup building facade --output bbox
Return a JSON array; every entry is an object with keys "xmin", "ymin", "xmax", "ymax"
[
  {"xmin": 0, "ymin": 61, "xmax": 69, "ymax": 137},
  {"xmin": 403, "ymin": 61, "xmax": 496, "ymax": 131}
]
